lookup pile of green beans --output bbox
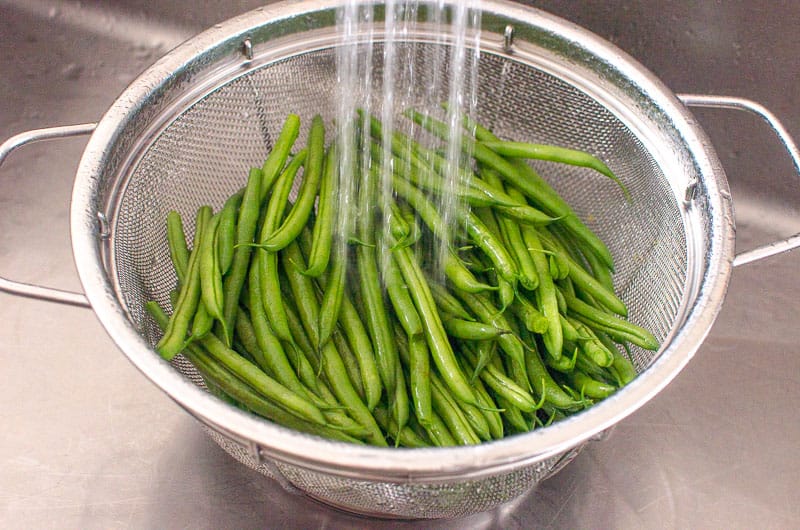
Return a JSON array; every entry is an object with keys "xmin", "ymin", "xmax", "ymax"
[{"xmin": 147, "ymin": 111, "xmax": 659, "ymax": 447}]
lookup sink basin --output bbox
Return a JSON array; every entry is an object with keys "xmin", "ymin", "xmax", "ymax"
[{"xmin": 1, "ymin": 1, "xmax": 798, "ymax": 527}]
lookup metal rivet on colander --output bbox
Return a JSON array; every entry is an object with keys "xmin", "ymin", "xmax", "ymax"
[
  {"xmin": 96, "ymin": 211, "xmax": 110, "ymax": 239},
  {"xmin": 242, "ymin": 38, "xmax": 254, "ymax": 61},
  {"xmin": 503, "ymin": 24, "xmax": 515, "ymax": 52}
]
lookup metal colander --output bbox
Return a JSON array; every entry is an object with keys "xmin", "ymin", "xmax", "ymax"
[{"xmin": 67, "ymin": 0, "xmax": 737, "ymax": 519}]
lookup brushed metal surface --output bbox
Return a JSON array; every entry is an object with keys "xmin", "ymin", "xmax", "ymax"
[{"xmin": 1, "ymin": 1, "xmax": 798, "ymax": 528}]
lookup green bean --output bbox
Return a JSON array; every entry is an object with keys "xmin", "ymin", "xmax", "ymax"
[
  {"xmin": 467, "ymin": 339, "xmax": 496, "ymax": 382},
  {"xmin": 497, "ymin": 394, "xmax": 531, "ymax": 434},
  {"xmin": 391, "ymin": 176, "xmax": 495, "ymax": 293},
  {"xmin": 384, "ymin": 252, "xmax": 424, "ymax": 338},
  {"xmin": 304, "ymin": 219, "xmax": 382, "ymax": 410},
  {"xmin": 569, "ymin": 316, "xmax": 614, "ymax": 367},
  {"xmin": 430, "ymin": 376, "xmax": 481, "ymax": 445},
  {"xmin": 356, "ymin": 165, "xmax": 399, "ymax": 398},
  {"xmin": 442, "ymin": 316, "xmax": 508, "ymax": 341},
  {"xmin": 510, "ymin": 296, "xmax": 550, "ymax": 335},
  {"xmin": 317, "ymin": 247, "xmax": 347, "ymax": 349},
  {"xmin": 247, "ymin": 261, "xmax": 310, "ymax": 395},
  {"xmin": 391, "ymin": 359, "xmax": 410, "ymax": 439},
  {"xmin": 524, "ymin": 342, "xmax": 584, "ymax": 410},
  {"xmin": 461, "ymin": 345, "xmax": 538, "ymax": 413},
  {"xmin": 453, "ymin": 289, "xmax": 528, "ymax": 383},
  {"xmin": 221, "ymin": 167, "xmax": 263, "ymax": 346},
  {"xmin": 427, "ymin": 281, "xmax": 475, "ymax": 321},
  {"xmin": 166, "ymin": 210, "xmax": 189, "ymax": 286},
  {"xmin": 217, "ymin": 191, "xmax": 242, "ymax": 276},
  {"xmin": 232, "ymin": 307, "xmax": 264, "ymax": 360},
  {"xmin": 406, "ymin": 109, "xmax": 615, "ymax": 270},
  {"xmin": 465, "ymin": 210, "xmax": 518, "ymax": 286},
  {"xmin": 148, "ymin": 301, "xmax": 362, "ymax": 443},
  {"xmin": 281, "ymin": 240, "xmax": 387, "ymax": 446},
  {"xmin": 562, "ymin": 289, "xmax": 659, "ymax": 350},
  {"xmin": 157, "ymin": 206, "xmax": 211, "ymax": 360},
  {"xmin": 422, "ymin": 409, "xmax": 458, "ymax": 447},
  {"xmin": 517, "ymin": 218, "xmax": 563, "ymax": 360},
  {"xmin": 282, "ymin": 301, "xmax": 320, "ymax": 374},
  {"xmin": 233, "ymin": 308, "xmax": 269, "ymax": 373},
  {"xmin": 407, "ymin": 333, "xmax": 432, "ymax": 427},
  {"xmin": 303, "ymin": 143, "xmax": 338, "ymax": 277},
  {"xmin": 199, "ymin": 213, "xmax": 229, "ymax": 342},
  {"xmin": 370, "ymin": 141, "xmax": 507, "ymax": 208},
  {"xmin": 538, "ymin": 230, "xmax": 627, "ymax": 317},
  {"xmin": 568, "ymin": 370, "xmax": 617, "ymax": 400},
  {"xmin": 261, "ymin": 115, "xmax": 325, "ymax": 251},
  {"xmin": 469, "ymin": 209, "xmax": 516, "ymax": 310},
  {"xmin": 606, "ymin": 340, "xmax": 638, "ymax": 385},
  {"xmin": 190, "ymin": 299, "xmax": 214, "ymax": 340},
  {"xmin": 331, "ymin": 329, "xmax": 367, "ymax": 405},
  {"xmin": 260, "ymin": 113, "xmax": 301, "ymax": 201},
  {"xmin": 201, "ymin": 327, "xmax": 326, "ymax": 425},
  {"xmin": 392, "ymin": 242, "xmax": 478, "ymax": 406},
  {"xmin": 372, "ymin": 405, "xmax": 429, "ymax": 448},
  {"xmin": 483, "ymin": 169, "xmax": 540, "ymax": 291},
  {"xmin": 479, "ymin": 139, "xmax": 631, "ymax": 201},
  {"xmin": 256, "ymin": 152, "xmax": 307, "ymax": 343},
  {"xmin": 559, "ymin": 314, "xmax": 580, "ymax": 343},
  {"xmin": 471, "ymin": 375, "xmax": 504, "ymax": 440},
  {"xmin": 395, "ymin": 327, "xmax": 432, "ymax": 427}
]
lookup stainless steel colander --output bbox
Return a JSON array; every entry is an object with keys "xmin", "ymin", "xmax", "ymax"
[{"xmin": 2, "ymin": 0, "xmax": 799, "ymax": 520}]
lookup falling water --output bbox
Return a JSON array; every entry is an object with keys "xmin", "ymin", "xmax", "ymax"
[{"xmin": 334, "ymin": 0, "xmax": 482, "ymax": 279}]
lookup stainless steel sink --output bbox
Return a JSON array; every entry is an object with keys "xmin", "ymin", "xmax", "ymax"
[{"xmin": 1, "ymin": 1, "xmax": 798, "ymax": 528}]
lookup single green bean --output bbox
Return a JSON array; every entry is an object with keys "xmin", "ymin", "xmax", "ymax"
[
  {"xmin": 442, "ymin": 316, "xmax": 508, "ymax": 341},
  {"xmin": 330, "ymin": 329, "xmax": 366, "ymax": 405},
  {"xmin": 190, "ymin": 300, "xmax": 214, "ymax": 340},
  {"xmin": 260, "ymin": 113, "xmax": 301, "ymax": 201},
  {"xmin": 478, "ymin": 139, "xmax": 631, "ymax": 201},
  {"xmin": 569, "ymin": 370, "xmax": 617, "ymax": 399},
  {"xmin": 217, "ymin": 191, "xmax": 242, "ymax": 276},
  {"xmin": 166, "ymin": 210, "xmax": 189, "ymax": 286},
  {"xmin": 303, "ymin": 143, "xmax": 338, "ymax": 277},
  {"xmin": 221, "ymin": 167, "xmax": 262, "ymax": 346}
]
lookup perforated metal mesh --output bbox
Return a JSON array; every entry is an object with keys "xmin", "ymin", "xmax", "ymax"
[{"xmin": 111, "ymin": 41, "xmax": 687, "ymax": 518}]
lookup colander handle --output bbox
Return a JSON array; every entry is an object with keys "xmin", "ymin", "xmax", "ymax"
[
  {"xmin": 678, "ymin": 94, "xmax": 800, "ymax": 267},
  {"xmin": 0, "ymin": 123, "xmax": 96, "ymax": 308}
]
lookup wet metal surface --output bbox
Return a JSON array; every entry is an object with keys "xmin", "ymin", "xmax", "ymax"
[{"xmin": 1, "ymin": 1, "xmax": 798, "ymax": 528}]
